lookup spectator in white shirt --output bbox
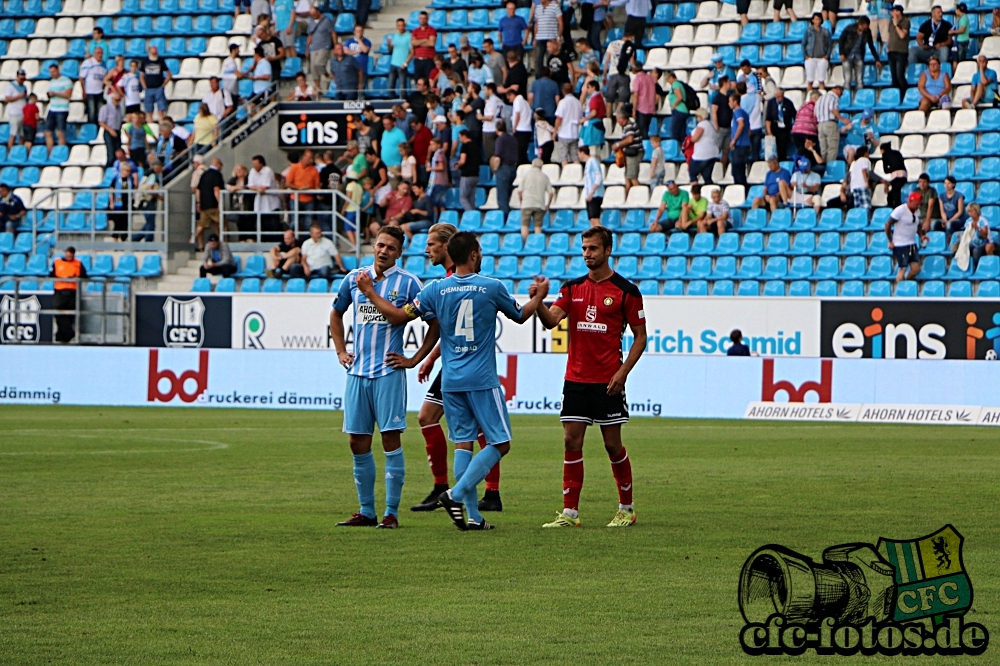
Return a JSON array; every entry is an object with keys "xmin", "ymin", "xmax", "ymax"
[
  {"xmin": 507, "ymin": 89, "xmax": 533, "ymax": 165},
  {"xmin": 291, "ymin": 223, "xmax": 347, "ymax": 279},
  {"xmin": 553, "ymin": 82, "xmax": 582, "ymax": 165},
  {"xmin": 248, "ymin": 154, "xmax": 283, "ymax": 239},
  {"xmin": 4, "ymin": 70, "xmax": 28, "ymax": 151},
  {"xmin": 221, "ymin": 43, "xmax": 242, "ymax": 101},
  {"xmin": 80, "ymin": 46, "xmax": 108, "ymax": 124},
  {"xmin": 202, "ymin": 76, "xmax": 235, "ymax": 120}
]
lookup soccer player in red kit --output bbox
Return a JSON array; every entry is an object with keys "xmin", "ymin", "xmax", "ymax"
[
  {"xmin": 409, "ymin": 223, "xmax": 504, "ymax": 513},
  {"xmin": 532, "ymin": 226, "xmax": 647, "ymax": 527}
]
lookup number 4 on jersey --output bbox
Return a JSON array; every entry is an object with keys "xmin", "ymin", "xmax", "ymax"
[{"xmin": 456, "ymin": 298, "xmax": 475, "ymax": 341}]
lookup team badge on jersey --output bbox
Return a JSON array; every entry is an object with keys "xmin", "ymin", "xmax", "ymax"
[
  {"xmin": 586, "ymin": 305, "xmax": 597, "ymax": 322},
  {"xmin": 604, "ymin": 296, "xmax": 614, "ymax": 306}
]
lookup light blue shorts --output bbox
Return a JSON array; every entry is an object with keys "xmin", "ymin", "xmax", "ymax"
[
  {"xmin": 442, "ymin": 387, "xmax": 512, "ymax": 446},
  {"xmin": 343, "ymin": 371, "xmax": 408, "ymax": 435}
]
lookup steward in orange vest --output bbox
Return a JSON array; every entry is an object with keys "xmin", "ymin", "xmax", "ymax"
[{"xmin": 49, "ymin": 246, "xmax": 87, "ymax": 343}]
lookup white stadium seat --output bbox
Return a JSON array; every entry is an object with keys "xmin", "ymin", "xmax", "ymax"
[
  {"xmin": 89, "ymin": 145, "xmax": 107, "ymax": 166},
  {"xmin": 30, "ymin": 188, "xmax": 53, "ymax": 208},
  {"xmin": 35, "ymin": 18, "xmax": 57, "ymax": 37},
  {"xmin": 199, "ymin": 58, "xmax": 222, "ymax": 78},
  {"xmin": 820, "ymin": 184, "xmax": 841, "ymax": 201},
  {"xmin": 37, "ymin": 167, "xmax": 61, "ymax": 188},
  {"xmin": 693, "ymin": 25, "xmax": 718, "ymax": 45},
  {"xmin": 204, "ymin": 37, "xmax": 232, "ymax": 57},
  {"xmin": 481, "ymin": 187, "xmax": 497, "ymax": 209},
  {"xmin": 4, "ymin": 40, "xmax": 28, "ymax": 60},
  {"xmin": 716, "ymin": 23, "xmax": 740, "ymax": 44},
  {"xmin": 81, "ymin": 0, "xmax": 102, "ymax": 13},
  {"xmin": 669, "ymin": 25, "xmax": 694, "ymax": 46},
  {"xmin": 231, "ymin": 14, "xmax": 253, "ymax": 34},
  {"xmin": 719, "ymin": 1, "xmax": 738, "ymax": 19},
  {"xmin": 899, "ymin": 134, "xmax": 924, "ymax": 158},
  {"xmin": 74, "ymin": 18, "xmax": 94, "ymax": 37},
  {"xmin": 80, "ymin": 166, "xmax": 104, "ymax": 188},
  {"xmin": 668, "ymin": 48, "xmax": 691, "ymax": 69},
  {"xmin": 637, "ymin": 162, "xmax": 651, "ymax": 184},
  {"xmin": 67, "ymin": 102, "xmax": 86, "ymax": 123},
  {"xmin": 723, "ymin": 185, "xmax": 746, "ymax": 207},
  {"xmin": 691, "ymin": 47, "xmax": 714, "ymax": 68},
  {"xmin": 28, "ymin": 40, "xmax": 49, "ymax": 58},
  {"xmin": 47, "ymin": 39, "xmax": 68, "ymax": 58},
  {"xmin": 71, "ymin": 81, "xmax": 84, "ymax": 101},
  {"xmin": 646, "ymin": 185, "xmax": 666, "ymax": 208},
  {"xmin": 20, "ymin": 60, "xmax": 41, "ymax": 79},
  {"xmin": 903, "ymin": 158, "xmax": 924, "ymax": 181},
  {"xmin": 172, "ymin": 80, "xmax": 194, "ymax": 99},
  {"xmin": 53, "ymin": 17, "xmax": 75, "ymax": 37},
  {"xmin": 101, "ymin": 0, "xmax": 122, "ymax": 13},
  {"xmin": 951, "ymin": 61, "xmax": 977, "ymax": 85},
  {"xmin": 0, "ymin": 61, "xmax": 19, "ymax": 78},
  {"xmin": 512, "ymin": 164, "xmax": 532, "ymax": 186},
  {"xmin": 924, "ymin": 109, "xmax": 952, "ymax": 132},
  {"xmin": 60, "ymin": 0, "xmax": 83, "ymax": 13},
  {"xmin": 921, "ymin": 133, "xmax": 950, "ymax": 157},
  {"xmin": 748, "ymin": 0, "xmax": 768, "ymax": 20},
  {"xmin": 980, "ymin": 37, "xmax": 1000, "ymax": 60},
  {"xmin": 541, "ymin": 163, "xmax": 560, "ymax": 183},
  {"xmin": 555, "ymin": 163, "xmax": 583, "ymax": 186},
  {"xmin": 604, "ymin": 164, "xmax": 625, "ymax": 186},
  {"xmin": 951, "ymin": 109, "xmax": 977, "ymax": 132},
  {"xmin": 675, "ymin": 162, "xmax": 690, "ymax": 185},
  {"xmin": 59, "ymin": 166, "xmax": 83, "ymax": 188},
  {"xmin": 193, "ymin": 79, "xmax": 212, "ymax": 98},
  {"xmin": 694, "ymin": 1, "xmax": 720, "ymax": 21},
  {"xmin": 747, "ymin": 161, "xmax": 769, "ymax": 185},
  {"xmin": 179, "ymin": 59, "xmax": 201, "ymax": 78},
  {"xmin": 643, "ymin": 48, "xmax": 668, "ymax": 71},
  {"xmin": 602, "ymin": 185, "xmax": 627, "ymax": 209},
  {"xmin": 167, "ymin": 101, "xmax": 189, "ymax": 120},
  {"xmin": 779, "ymin": 67, "xmax": 805, "ymax": 89},
  {"xmin": 552, "ymin": 186, "xmax": 579, "ymax": 209},
  {"xmin": 900, "ymin": 110, "xmax": 926, "ymax": 133}
]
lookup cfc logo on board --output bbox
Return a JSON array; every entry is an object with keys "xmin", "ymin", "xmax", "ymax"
[{"xmin": 162, "ymin": 296, "xmax": 205, "ymax": 348}]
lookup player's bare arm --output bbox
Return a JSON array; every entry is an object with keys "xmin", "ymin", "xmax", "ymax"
[
  {"xmin": 386, "ymin": 319, "xmax": 441, "ymax": 370},
  {"xmin": 514, "ymin": 276, "xmax": 550, "ymax": 324},
  {"xmin": 355, "ymin": 271, "xmax": 412, "ymax": 326},
  {"xmin": 531, "ymin": 277, "xmax": 566, "ymax": 329},
  {"xmin": 607, "ymin": 322, "xmax": 647, "ymax": 395},
  {"xmin": 329, "ymin": 308, "xmax": 353, "ymax": 368},
  {"xmin": 418, "ymin": 344, "xmax": 441, "ymax": 382}
]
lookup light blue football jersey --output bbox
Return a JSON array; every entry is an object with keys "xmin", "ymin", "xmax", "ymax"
[
  {"xmin": 413, "ymin": 273, "xmax": 522, "ymax": 392},
  {"xmin": 333, "ymin": 265, "xmax": 423, "ymax": 378}
]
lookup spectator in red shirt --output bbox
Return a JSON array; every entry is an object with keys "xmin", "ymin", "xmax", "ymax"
[
  {"xmin": 410, "ymin": 12, "xmax": 438, "ymax": 83},
  {"xmin": 408, "ymin": 117, "xmax": 433, "ymax": 185},
  {"xmin": 21, "ymin": 94, "xmax": 39, "ymax": 154}
]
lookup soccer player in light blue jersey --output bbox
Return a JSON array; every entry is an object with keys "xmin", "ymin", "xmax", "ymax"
[
  {"xmin": 385, "ymin": 232, "xmax": 548, "ymax": 530},
  {"xmin": 330, "ymin": 226, "xmax": 440, "ymax": 529}
]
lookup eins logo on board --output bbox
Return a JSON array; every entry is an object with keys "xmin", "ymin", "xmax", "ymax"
[
  {"xmin": 279, "ymin": 114, "xmax": 358, "ymax": 146},
  {"xmin": 831, "ymin": 308, "xmax": 946, "ymax": 359}
]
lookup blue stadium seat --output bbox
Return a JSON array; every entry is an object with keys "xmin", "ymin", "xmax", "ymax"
[
  {"xmin": 639, "ymin": 233, "xmax": 666, "ymax": 255},
  {"xmin": 335, "ymin": 13, "xmax": 355, "ymax": 33},
  {"xmin": 638, "ymin": 279, "xmax": 659, "ymax": 296},
  {"xmin": 979, "ymin": 181, "xmax": 1000, "ymax": 205},
  {"xmin": 215, "ymin": 277, "xmax": 236, "ymax": 293},
  {"xmin": 711, "ymin": 280, "xmax": 735, "ymax": 296},
  {"xmin": 790, "ymin": 209, "xmax": 816, "ymax": 231},
  {"xmin": 837, "ymin": 255, "xmax": 866, "ymax": 280},
  {"xmin": 919, "ymin": 255, "xmax": 946, "ymax": 280},
  {"xmin": 737, "ymin": 280, "xmax": 760, "ymax": 296},
  {"xmin": 760, "ymin": 43, "xmax": 783, "ymax": 66},
  {"xmin": 813, "ymin": 232, "xmax": 840, "ymax": 256},
  {"xmin": 735, "ymin": 256, "xmax": 762, "ymax": 279},
  {"xmin": 499, "ymin": 234, "xmax": 523, "ymax": 255},
  {"xmin": 895, "ymin": 280, "xmax": 918, "ymax": 297},
  {"xmin": 761, "ymin": 257, "xmax": 788, "ymax": 280},
  {"xmin": 710, "ymin": 232, "xmax": 739, "ymax": 256},
  {"xmin": 494, "ymin": 255, "xmax": 518, "ymax": 278},
  {"xmin": 307, "ymin": 278, "xmax": 328, "ymax": 293},
  {"xmin": 839, "ymin": 231, "xmax": 867, "ymax": 256},
  {"xmin": 479, "ymin": 233, "xmax": 499, "ymax": 255},
  {"xmin": 760, "ymin": 232, "xmax": 789, "ymax": 256},
  {"xmin": 815, "ymin": 256, "xmax": 840, "ymax": 279},
  {"xmin": 24, "ymin": 254, "xmax": 48, "ymax": 277},
  {"xmin": 980, "ymin": 108, "xmax": 1000, "ymax": 131},
  {"xmin": 876, "ymin": 111, "xmax": 900, "ymax": 135},
  {"xmin": 788, "ymin": 280, "xmax": 811, "ymax": 296},
  {"xmin": 942, "ymin": 257, "xmax": 973, "ymax": 281},
  {"xmin": 973, "ymin": 255, "xmax": 1000, "ymax": 280},
  {"xmin": 685, "ymin": 256, "xmax": 712, "ymax": 280},
  {"xmin": 865, "ymin": 281, "xmax": 890, "ymax": 297},
  {"xmin": 663, "ymin": 256, "xmax": 687, "ymax": 279},
  {"xmin": 766, "ymin": 209, "xmax": 791, "ymax": 231},
  {"xmin": 110, "ymin": 254, "xmax": 138, "ymax": 277},
  {"xmin": 788, "ymin": 256, "xmax": 813, "ymax": 279},
  {"xmin": 665, "ymin": 233, "xmax": 690, "ymax": 255},
  {"xmin": 822, "ymin": 161, "xmax": 846, "ymax": 184},
  {"xmin": 953, "ymin": 157, "xmax": 977, "ymax": 181},
  {"xmin": 687, "ymin": 280, "xmax": 708, "ymax": 295},
  {"xmin": 840, "ymin": 280, "xmax": 863, "ymax": 297},
  {"xmin": 522, "ymin": 233, "xmax": 546, "ymax": 256},
  {"xmin": 285, "ymin": 278, "xmax": 306, "ymax": 293},
  {"xmin": 690, "ymin": 233, "xmax": 715, "ymax": 255},
  {"xmin": 90, "ymin": 255, "xmax": 113, "ymax": 277},
  {"xmin": 949, "ymin": 132, "xmax": 976, "ymax": 156},
  {"xmin": 735, "ymin": 232, "xmax": 763, "ymax": 256},
  {"xmin": 814, "ymin": 280, "xmax": 838, "ymax": 297},
  {"xmin": 925, "ymin": 158, "xmax": 948, "ymax": 182},
  {"xmin": 709, "ymin": 256, "xmax": 736, "ymax": 280},
  {"xmin": 922, "ymin": 231, "xmax": 947, "ymax": 255},
  {"xmin": 651, "ymin": 3, "xmax": 673, "ymax": 23},
  {"xmin": 616, "ymin": 256, "xmax": 638, "ymax": 279},
  {"xmin": 863, "ymin": 256, "xmax": 893, "ymax": 280},
  {"xmin": 977, "ymin": 281, "xmax": 1000, "ymax": 297},
  {"xmin": 662, "ymin": 280, "xmax": 684, "ymax": 295},
  {"xmin": 542, "ymin": 233, "xmax": 569, "ymax": 256},
  {"xmin": 601, "ymin": 210, "xmax": 621, "ymax": 230},
  {"xmin": 262, "ymin": 277, "xmax": 282, "ymax": 293},
  {"xmin": 948, "ymin": 281, "xmax": 972, "ymax": 297},
  {"xmin": 191, "ymin": 277, "xmax": 211, "ymax": 292},
  {"xmin": 975, "ymin": 133, "xmax": 1000, "ymax": 156},
  {"xmin": 922, "ymin": 281, "xmax": 945, "ymax": 297},
  {"xmin": 762, "ymin": 280, "xmax": 785, "ymax": 296},
  {"xmin": 542, "ymin": 256, "xmax": 566, "ymax": 279},
  {"xmin": 739, "ymin": 23, "xmax": 761, "ymax": 43},
  {"xmin": 622, "ymin": 209, "xmax": 646, "ymax": 231}
]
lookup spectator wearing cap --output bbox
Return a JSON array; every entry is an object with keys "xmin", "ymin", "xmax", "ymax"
[
  {"xmin": 951, "ymin": 3, "xmax": 972, "ymax": 63},
  {"xmin": 815, "ymin": 83, "xmax": 850, "ymax": 165},
  {"xmin": 0, "ymin": 183, "xmax": 26, "ymax": 234},
  {"xmin": 910, "ymin": 6, "xmax": 952, "ymax": 66},
  {"xmin": 702, "ymin": 53, "xmax": 735, "ymax": 93},
  {"xmin": 411, "ymin": 12, "xmax": 438, "ymax": 82},
  {"xmin": 306, "ymin": 6, "xmax": 335, "ymax": 93},
  {"xmin": 4, "ymin": 69, "xmax": 29, "ymax": 152},
  {"xmin": 329, "ymin": 43, "xmax": 364, "ymax": 101},
  {"xmin": 839, "ymin": 17, "xmax": 881, "ymax": 91},
  {"xmin": 765, "ymin": 88, "xmax": 796, "ymax": 161},
  {"xmin": 842, "ymin": 107, "xmax": 878, "ymax": 165},
  {"xmin": 651, "ymin": 180, "xmax": 689, "ymax": 232},
  {"xmin": 517, "ymin": 158, "xmax": 555, "ymax": 242},
  {"xmin": 201, "ymin": 234, "xmax": 237, "ymax": 278},
  {"xmin": 752, "ymin": 157, "xmax": 792, "ymax": 212},
  {"xmin": 887, "ymin": 191, "xmax": 926, "ymax": 282},
  {"xmin": 888, "ymin": 5, "xmax": 911, "ymax": 92},
  {"xmin": 689, "ymin": 108, "xmax": 719, "ymax": 185},
  {"xmin": 802, "ymin": 13, "xmax": 833, "ymax": 93},
  {"xmin": 965, "ymin": 55, "xmax": 999, "ymax": 108},
  {"xmin": 387, "ymin": 18, "xmax": 412, "ymax": 98},
  {"xmin": 917, "ymin": 55, "xmax": 952, "ymax": 114},
  {"xmin": 789, "ymin": 156, "xmax": 822, "ymax": 213},
  {"xmin": 529, "ymin": 66, "xmax": 559, "ymax": 124}
]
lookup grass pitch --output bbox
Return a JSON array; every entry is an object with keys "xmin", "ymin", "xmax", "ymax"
[{"xmin": 2, "ymin": 405, "xmax": 999, "ymax": 665}]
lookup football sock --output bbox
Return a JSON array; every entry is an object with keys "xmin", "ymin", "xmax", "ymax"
[
  {"xmin": 563, "ymin": 450, "xmax": 584, "ymax": 512},
  {"xmin": 352, "ymin": 452, "xmax": 377, "ymax": 519},
  {"xmin": 453, "ymin": 448, "xmax": 473, "ymax": 482},
  {"xmin": 383, "ymin": 447, "xmax": 405, "ymax": 517},
  {"xmin": 422, "ymin": 423, "xmax": 450, "ymax": 486},
  {"xmin": 609, "ymin": 447, "xmax": 633, "ymax": 507},
  {"xmin": 453, "ymin": 447, "xmax": 483, "ymax": 523},
  {"xmin": 478, "ymin": 433, "xmax": 501, "ymax": 492},
  {"xmin": 451, "ymin": 445, "xmax": 502, "ymax": 503}
]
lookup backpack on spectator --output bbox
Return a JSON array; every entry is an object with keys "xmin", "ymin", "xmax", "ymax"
[
  {"xmin": 617, "ymin": 41, "xmax": 636, "ymax": 75},
  {"xmin": 681, "ymin": 81, "xmax": 700, "ymax": 111}
]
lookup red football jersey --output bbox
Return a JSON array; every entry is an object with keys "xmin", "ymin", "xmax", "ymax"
[{"xmin": 552, "ymin": 273, "xmax": 645, "ymax": 384}]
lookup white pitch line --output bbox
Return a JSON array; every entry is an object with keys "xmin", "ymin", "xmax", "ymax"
[{"xmin": 0, "ymin": 438, "xmax": 229, "ymax": 456}]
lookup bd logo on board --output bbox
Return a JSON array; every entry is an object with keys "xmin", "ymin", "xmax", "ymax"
[
  {"xmin": 147, "ymin": 350, "xmax": 209, "ymax": 403},
  {"xmin": 738, "ymin": 525, "xmax": 988, "ymax": 656},
  {"xmin": 820, "ymin": 301, "xmax": 1000, "ymax": 360}
]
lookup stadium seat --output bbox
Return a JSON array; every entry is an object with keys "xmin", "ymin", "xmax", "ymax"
[
  {"xmin": 760, "ymin": 233, "xmax": 789, "ymax": 256},
  {"xmin": 687, "ymin": 280, "xmax": 708, "ymax": 296},
  {"xmin": 736, "ymin": 280, "xmax": 760, "ymax": 296},
  {"xmin": 948, "ymin": 281, "xmax": 972, "ymax": 297},
  {"xmin": 238, "ymin": 277, "xmax": 260, "ymax": 292},
  {"xmin": 639, "ymin": 233, "xmax": 666, "ymax": 255},
  {"xmin": 711, "ymin": 280, "xmax": 734, "ymax": 296},
  {"xmin": 285, "ymin": 278, "xmax": 306, "ymax": 293},
  {"xmin": 788, "ymin": 280, "xmax": 811, "ymax": 297},
  {"xmin": 662, "ymin": 280, "xmax": 684, "ymax": 295},
  {"xmin": 665, "ymin": 233, "xmax": 690, "ymax": 255},
  {"xmin": 977, "ymin": 281, "xmax": 1000, "ymax": 297},
  {"xmin": 922, "ymin": 281, "xmax": 946, "ymax": 297},
  {"xmin": 214, "ymin": 277, "xmax": 236, "ymax": 293},
  {"xmin": 191, "ymin": 277, "xmax": 211, "ymax": 292},
  {"xmin": 735, "ymin": 233, "xmax": 763, "ymax": 256}
]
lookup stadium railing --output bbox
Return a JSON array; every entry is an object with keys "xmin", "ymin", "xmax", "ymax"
[{"xmin": 0, "ymin": 276, "xmax": 131, "ymax": 345}]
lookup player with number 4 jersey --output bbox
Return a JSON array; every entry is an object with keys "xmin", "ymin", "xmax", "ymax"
[
  {"xmin": 532, "ymin": 225, "xmax": 647, "ymax": 528},
  {"xmin": 385, "ymin": 232, "xmax": 548, "ymax": 530}
]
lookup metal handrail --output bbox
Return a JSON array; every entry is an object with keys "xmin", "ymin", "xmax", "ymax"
[
  {"xmin": 0, "ymin": 276, "xmax": 132, "ymax": 345},
  {"xmin": 203, "ymin": 188, "xmax": 360, "ymax": 260},
  {"xmin": 25, "ymin": 186, "xmax": 171, "ymax": 252}
]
